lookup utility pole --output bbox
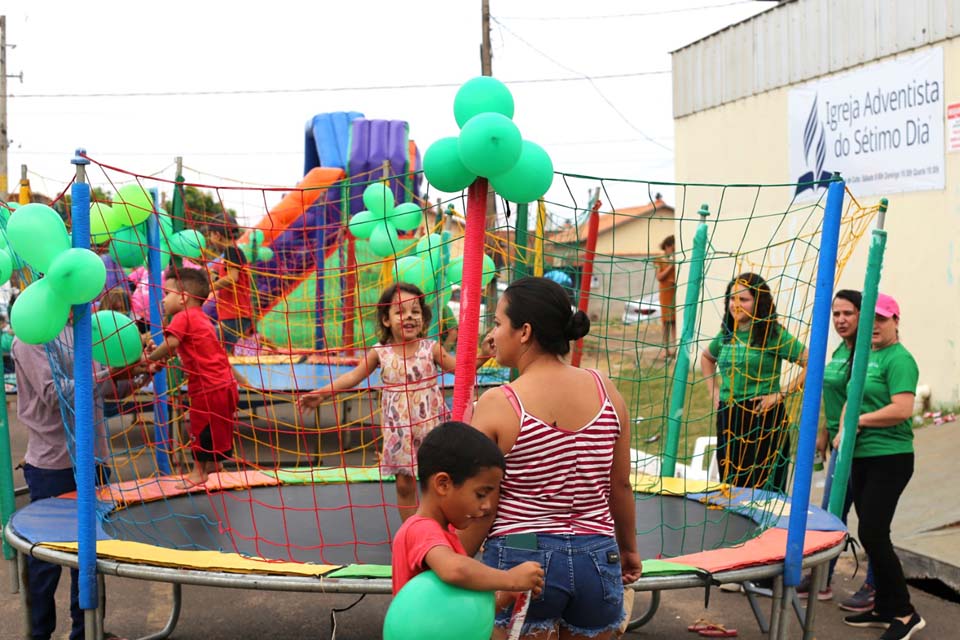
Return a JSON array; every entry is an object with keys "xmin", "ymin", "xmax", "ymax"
[
  {"xmin": 480, "ymin": 0, "xmax": 492, "ymax": 76},
  {"xmin": 1, "ymin": 16, "xmax": 8, "ymax": 197}
]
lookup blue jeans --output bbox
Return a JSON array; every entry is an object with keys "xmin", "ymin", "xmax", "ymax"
[
  {"xmin": 22, "ymin": 464, "xmax": 111, "ymax": 640},
  {"xmin": 483, "ymin": 534, "xmax": 625, "ymax": 637}
]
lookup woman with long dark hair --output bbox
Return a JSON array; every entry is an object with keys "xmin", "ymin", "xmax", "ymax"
[
  {"xmin": 700, "ymin": 273, "xmax": 809, "ymax": 492},
  {"xmin": 467, "ymin": 276, "xmax": 641, "ymax": 639}
]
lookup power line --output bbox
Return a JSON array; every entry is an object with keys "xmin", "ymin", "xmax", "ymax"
[
  {"xmin": 491, "ymin": 17, "xmax": 673, "ymax": 153},
  {"xmin": 498, "ymin": 1, "xmax": 761, "ymax": 21},
  {"xmin": 10, "ymin": 71, "xmax": 668, "ymax": 99}
]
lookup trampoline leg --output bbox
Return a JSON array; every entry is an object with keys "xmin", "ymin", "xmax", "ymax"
[
  {"xmin": 800, "ymin": 563, "xmax": 825, "ymax": 640},
  {"xmin": 84, "ymin": 609, "xmax": 96, "ymax": 640},
  {"xmin": 136, "ymin": 582, "xmax": 182, "ymax": 640},
  {"xmin": 767, "ymin": 576, "xmax": 784, "ymax": 638},
  {"xmin": 17, "ymin": 551, "xmax": 31, "ymax": 640},
  {"xmin": 742, "ymin": 582, "xmax": 770, "ymax": 634},
  {"xmin": 773, "ymin": 582, "xmax": 795, "ymax": 640},
  {"xmin": 624, "ymin": 589, "xmax": 661, "ymax": 631},
  {"xmin": 7, "ymin": 556, "xmax": 17, "ymax": 594}
]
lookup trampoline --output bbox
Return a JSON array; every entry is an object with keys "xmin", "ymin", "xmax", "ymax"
[{"xmin": 4, "ymin": 468, "xmax": 847, "ymax": 638}]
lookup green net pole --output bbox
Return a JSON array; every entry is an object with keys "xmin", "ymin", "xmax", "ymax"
[
  {"xmin": 0, "ymin": 391, "xmax": 15, "ymax": 560},
  {"xmin": 661, "ymin": 204, "xmax": 710, "ymax": 478},
  {"xmin": 514, "ymin": 203, "xmax": 530, "ymax": 280},
  {"xmin": 828, "ymin": 199, "xmax": 888, "ymax": 517}
]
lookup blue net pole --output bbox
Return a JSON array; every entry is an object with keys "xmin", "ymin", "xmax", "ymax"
[
  {"xmin": 783, "ymin": 177, "xmax": 844, "ymax": 587},
  {"xmin": 70, "ymin": 149, "xmax": 98, "ymax": 613},
  {"xmin": 146, "ymin": 191, "xmax": 171, "ymax": 475}
]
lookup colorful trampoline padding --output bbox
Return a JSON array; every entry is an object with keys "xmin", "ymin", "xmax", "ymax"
[{"xmin": 9, "ymin": 468, "xmax": 846, "ymax": 580}]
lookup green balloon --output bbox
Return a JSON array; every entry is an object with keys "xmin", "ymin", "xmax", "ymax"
[
  {"xmin": 0, "ymin": 249, "xmax": 12, "ymax": 284},
  {"xmin": 362, "ymin": 183, "xmax": 395, "ymax": 216},
  {"xmin": 90, "ymin": 202, "xmax": 119, "ymax": 244},
  {"xmin": 256, "ymin": 246, "xmax": 274, "ymax": 262},
  {"xmin": 369, "ymin": 222, "xmax": 399, "ymax": 257},
  {"xmin": 454, "ymin": 76, "xmax": 515, "ymax": 128},
  {"xmin": 416, "ymin": 233, "xmax": 444, "ymax": 267},
  {"xmin": 383, "ymin": 571, "xmax": 494, "ymax": 640},
  {"xmin": 446, "ymin": 256, "xmax": 464, "ymax": 285},
  {"xmin": 113, "ymin": 183, "xmax": 155, "ymax": 227},
  {"xmin": 457, "ymin": 112, "xmax": 523, "ymax": 178},
  {"xmin": 394, "ymin": 256, "xmax": 431, "ymax": 293},
  {"xmin": 490, "ymin": 140, "xmax": 555, "ymax": 203},
  {"xmin": 10, "ymin": 279, "xmax": 71, "ymax": 345},
  {"xmin": 92, "ymin": 310, "xmax": 144, "ymax": 367},
  {"xmin": 481, "ymin": 253, "xmax": 497, "ymax": 287},
  {"xmin": 423, "ymin": 137, "xmax": 475, "ymax": 193},
  {"xmin": 170, "ymin": 229, "xmax": 206, "ymax": 258},
  {"xmin": 109, "ymin": 224, "xmax": 147, "ymax": 268},
  {"xmin": 251, "ymin": 228, "xmax": 265, "ymax": 245},
  {"xmin": 391, "ymin": 202, "xmax": 423, "ymax": 232},
  {"xmin": 0, "ymin": 202, "xmax": 17, "ymax": 227},
  {"xmin": 6, "ymin": 203, "xmax": 70, "ymax": 273},
  {"xmin": 46, "ymin": 248, "xmax": 107, "ymax": 304},
  {"xmin": 349, "ymin": 210, "xmax": 378, "ymax": 240}
]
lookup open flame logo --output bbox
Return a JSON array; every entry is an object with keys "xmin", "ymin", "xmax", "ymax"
[{"xmin": 795, "ymin": 94, "xmax": 835, "ymax": 196}]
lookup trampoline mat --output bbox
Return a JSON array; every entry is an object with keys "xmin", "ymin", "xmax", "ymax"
[{"xmin": 106, "ymin": 484, "xmax": 760, "ymax": 567}]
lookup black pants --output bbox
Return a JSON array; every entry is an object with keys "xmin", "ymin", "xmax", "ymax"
[
  {"xmin": 851, "ymin": 453, "xmax": 915, "ymax": 618},
  {"xmin": 716, "ymin": 401, "xmax": 790, "ymax": 492}
]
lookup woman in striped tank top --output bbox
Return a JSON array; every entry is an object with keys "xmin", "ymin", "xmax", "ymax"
[{"xmin": 467, "ymin": 277, "xmax": 641, "ymax": 640}]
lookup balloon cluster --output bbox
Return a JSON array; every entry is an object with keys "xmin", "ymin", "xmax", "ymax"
[
  {"xmin": 393, "ymin": 232, "xmax": 496, "ymax": 302},
  {"xmin": 238, "ymin": 229, "xmax": 275, "ymax": 263},
  {"xmin": 6, "ymin": 203, "xmax": 107, "ymax": 344},
  {"xmin": 422, "ymin": 76, "xmax": 554, "ymax": 203},
  {"xmin": 94, "ymin": 183, "xmax": 206, "ymax": 268},
  {"xmin": 348, "ymin": 183, "xmax": 423, "ymax": 257}
]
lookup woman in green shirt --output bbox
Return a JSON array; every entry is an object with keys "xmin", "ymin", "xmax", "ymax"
[
  {"xmin": 701, "ymin": 273, "xmax": 808, "ymax": 492},
  {"xmin": 836, "ymin": 294, "xmax": 924, "ymax": 638}
]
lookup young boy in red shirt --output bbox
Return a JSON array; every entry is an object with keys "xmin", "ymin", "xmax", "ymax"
[
  {"xmin": 391, "ymin": 421, "xmax": 544, "ymax": 598},
  {"xmin": 148, "ymin": 267, "xmax": 238, "ymax": 487}
]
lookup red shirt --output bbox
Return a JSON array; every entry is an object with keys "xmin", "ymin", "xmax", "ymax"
[
  {"xmin": 214, "ymin": 246, "xmax": 254, "ymax": 321},
  {"xmin": 391, "ymin": 515, "xmax": 466, "ymax": 594},
  {"xmin": 166, "ymin": 306, "xmax": 236, "ymax": 396}
]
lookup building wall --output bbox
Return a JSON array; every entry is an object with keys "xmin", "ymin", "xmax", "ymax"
[{"xmin": 673, "ymin": 38, "xmax": 960, "ymax": 405}]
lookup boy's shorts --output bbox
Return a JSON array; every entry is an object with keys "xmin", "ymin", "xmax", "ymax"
[
  {"xmin": 189, "ymin": 385, "xmax": 238, "ymax": 461},
  {"xmin": 483, "ymin": 533, "xmax": 625, "ymax": 638}
]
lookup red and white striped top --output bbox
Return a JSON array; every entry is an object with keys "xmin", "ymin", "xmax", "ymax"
[{"xmin": 488, "ymin": 369, "xmax": 620, "ymax": 538}]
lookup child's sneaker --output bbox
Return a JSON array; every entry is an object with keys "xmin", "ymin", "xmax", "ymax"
[
  {"xmin": 797, "ymin": 574, "xmax": 833, "ymax": 601},
  {"xmin": 879, "ymin": 613, "xmax": 925, "ymax": 640},
  {"xmin": 839, "ymin": 582, "xmax": 876, "ymax": 612},
  {"xmin": 844, "ymin": 610, "xmax": 893, "ymax": 629}
]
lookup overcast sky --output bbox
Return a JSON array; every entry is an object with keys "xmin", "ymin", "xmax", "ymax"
[{"xmin": 4, "ymin": 0, "xmax": 776, "ymax": 224}]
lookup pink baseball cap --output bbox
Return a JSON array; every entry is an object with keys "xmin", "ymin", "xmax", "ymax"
[{"xmin": 875, "ymin": 293, "xmax": 900, "ymax": 318}]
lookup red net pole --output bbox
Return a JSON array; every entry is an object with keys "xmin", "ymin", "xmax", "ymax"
[
  {"xmin": 571, "ymin": 192, "xmax": 602, "ymax": 367},
  {"xmin": 451, "ymin": 178, "xmax": 488, "ymax": 421}
]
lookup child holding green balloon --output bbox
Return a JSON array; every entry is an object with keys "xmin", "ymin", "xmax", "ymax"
[
  {"xmin": 147, "ymin": 267, "xmax": 239, "ymax": 487},
  {"xmin": 389, "ymin": 421, "xmax": 544, "ymax": 597}
]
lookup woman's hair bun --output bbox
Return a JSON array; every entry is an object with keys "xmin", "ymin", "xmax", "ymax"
[{"xmin": 564, "ymin": 310, "xmax": 591, "ymax": 341}]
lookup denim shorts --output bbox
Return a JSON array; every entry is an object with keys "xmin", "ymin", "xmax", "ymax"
[{"xmin": 482, "ymin": 534, "xmax": 625, "ymax": 637}]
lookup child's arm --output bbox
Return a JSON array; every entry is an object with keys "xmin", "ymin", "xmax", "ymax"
[
  {"xmin": 423, "ymin": 545, "xmax": 544, "ymax": 595},
  {"xmin": 297, "ymin": 348, "xmax": 380, "ymax": 409},
  {"xmin": 147, "ymin": 334, "xmax": 181, "ymax": 363},
  {"xmin": 433, "ymin": 332, "xmax": 494, "ymax": 374},
  {"xmin": 212, "ymin": 265, "xmax": 242, "ymax": 290}
]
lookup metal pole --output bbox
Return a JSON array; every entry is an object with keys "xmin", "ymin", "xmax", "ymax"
[
  {"xmin": 0, "ymin": 361, "xmax": 15, "ymax": 561},
  {"xmin": 534, "ymin": 200, "xmax": 546, "ymax": 277},
  {"xmin": 147, "ymin": 190, "xmax": 171, "ymax": 475},
  {"xmin": 342, "ymin": 182, "xmax": 357, "ymax": 354},
  {"xmin": 783, "ymin": 177, "xmax": 844, "ymax": 591},
  {"xmin": 571, "ymin": 190, "xmax": 601, "ymax": 368},
  {"xmin": 514, "ymin": 203, "xmax": 529, "ymax": 280},
  {"xmin": 18, "ymin": 164, "xmax": 29, "ymax": 204},
  {"xmin": 661, "ymin": 205, "xmax": 709, "ymax": 477},
  {"xmin": 828, "ymin": 198, "xmax": 888, "ymax": 516},
  {"xmin": 70, "ymin": 149, "xmax": 98, "ymax": 640}
]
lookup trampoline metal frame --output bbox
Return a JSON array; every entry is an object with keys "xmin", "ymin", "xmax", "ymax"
[{"xmin": 5, "ymin": 521, "xmax": 845, "ymax": 640}]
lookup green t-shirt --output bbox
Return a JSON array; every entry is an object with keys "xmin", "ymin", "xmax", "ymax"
[
  {"xmin": 854, "ymin": 342, "xmax": 918, "ymax": 458},
  {"xmin": 707, "ymin": 325, "xmax": 806, "ymax": 403},
  {"xmin": 822, "ymin": 343, "xmax": 851, "ymax": 437}
]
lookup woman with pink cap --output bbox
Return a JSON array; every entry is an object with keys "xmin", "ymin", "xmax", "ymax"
[{"xmin": 838, "ymin": 293, "xmax": 924, "ymax": 640}]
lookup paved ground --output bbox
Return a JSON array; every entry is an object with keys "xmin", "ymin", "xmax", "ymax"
[{"xmin": 2, "ymin": 399, "xmax": 959, "ymax": 639}]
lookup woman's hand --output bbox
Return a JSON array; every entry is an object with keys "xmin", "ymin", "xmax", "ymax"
[
  {"xmin": 621, "ymin": 550, "xmax": 643, "ymax": 584},
  {"xmin": 832, "ymin": 431, "xmax": 843, "ymax": 450},
  {"xmin": 816, "ymin": 429, "xmax": 829, "ymax": 458},
  {"xmin": 479, "ymin": 330, "xmax": 495, "ymax": 360},
  {"xmin": 754, "ymin": 393, "xmax": 782, "ymax": 413}
]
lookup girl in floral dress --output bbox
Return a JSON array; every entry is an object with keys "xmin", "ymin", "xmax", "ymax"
[{"xmin": 299, "ymin": 282, "xmax": 491, "ymax": 520}]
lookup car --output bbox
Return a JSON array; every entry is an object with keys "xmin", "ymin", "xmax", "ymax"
[{"xmin": 622, "ymin": 294, "xmax": 661, "ymax": 324}]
